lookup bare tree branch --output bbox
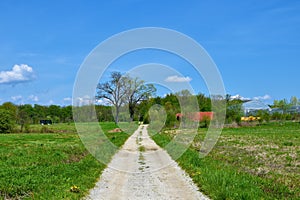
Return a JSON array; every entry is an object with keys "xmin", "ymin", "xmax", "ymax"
[{"xmin": 96, "ymin": 72, "xmax": 156, "ymax": 123}]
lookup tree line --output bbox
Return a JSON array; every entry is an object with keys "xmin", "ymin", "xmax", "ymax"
[
  {"xmin": 1, "ymin": 94, "xmax": 299, "ymax": 133},
  {"xmin": 0, "ymin": 71, "xmax": 299, "ymax": 133},
  {"xmin": 0, "ymin": 91, "xmax": 212, "ymax": 133},
  {"xmin": 0, "ymin": 102, "xmax": 72, "ymax": 133}
]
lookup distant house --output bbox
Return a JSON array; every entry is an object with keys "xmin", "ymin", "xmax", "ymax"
[
  {"xmin": 40, "ymin": 120, "xmax": 52, "ymax": 125},
  {"xmin": 176, "ymin": 112, "xmax": 214, "ymax": 122}
]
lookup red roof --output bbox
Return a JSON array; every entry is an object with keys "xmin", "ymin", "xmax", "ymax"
[{"xmin": 176, "ymin": 112, "xmax": 214, "ymax": 121}]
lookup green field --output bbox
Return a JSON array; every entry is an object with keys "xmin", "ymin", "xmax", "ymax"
[
  {"xmin": 0, "ymin": 122, "xmax": 132, "ymax": 199},
  {"xmin": 1, "ymin": 122, "xmax": 299, "ymax": 199},
  {"xmin": 152, "ymin": 122, "xmax": 300, "ymax": 199}
]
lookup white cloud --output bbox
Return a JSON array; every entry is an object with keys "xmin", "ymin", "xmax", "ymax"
[
  {"xmin": 165, "ymin": 75, "xmax": 192, "ymax": 83},
  {"xmin": 63, "ymin": 97, "xmax": 72, "ymax": 102},
  {"xmin": 253, "ymin": 94, "xmax": 271, "ymax": 101},
  {"xmin": 230, "ymin": 94, "xmax": 251, "ymax": 101},
  {"xmin": 11, "ymin": 95, "xmax": 23, "ymax": 102},
  {"xmin": 0, "ymin": 64, "xmax": 35, "ymax": 84},
  {"xmin": 28, "ymin": 95, "xmax": 39, "ymax": 102},
  {"xmin": 96, "ymin": 98, "xmax": 111, "ymax": 105},
  {"xmin": 230, "ymin": 94, "xmax": 272, "ymax": 101},
  {"xmin": 75, "ymin": 95, "xmax": 95, "ymax": 106},
  {"xmin": 11, "ymin": 95, "xmax": 39, "ymax": 104}
]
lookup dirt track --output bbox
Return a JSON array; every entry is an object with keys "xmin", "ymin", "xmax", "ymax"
[{"xmin": 86, "ymin": 125, "xmax": 209, "ymax": 200}]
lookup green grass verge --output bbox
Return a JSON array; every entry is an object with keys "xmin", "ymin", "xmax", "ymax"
[
  {"xmin": 152, "ymin": 122, "xmax": 300, "ymax": 200},
  {"xmin": 0, "ymin": 122, "xmax": 132, "ymax": 199}
]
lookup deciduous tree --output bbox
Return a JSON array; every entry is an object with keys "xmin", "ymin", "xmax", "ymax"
[
  {"xmin": 96, "ymin": 72, "xmax": 127, "ymax": 123},
  {"xmin": 124, "ymin": 76, "xmax": 156, "ymax": 121}
]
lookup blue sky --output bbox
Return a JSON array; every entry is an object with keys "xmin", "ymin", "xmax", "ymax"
[{"xmin": 0, "ymin": 0, "xmax": 299, "ymax": 105}]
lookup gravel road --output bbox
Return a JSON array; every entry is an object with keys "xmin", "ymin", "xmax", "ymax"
[{"xmin": 85, "ymin": 125, "xmax": 209, "ymax": 200}]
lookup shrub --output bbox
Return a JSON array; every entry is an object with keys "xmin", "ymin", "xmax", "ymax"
[
  {"xmin": 40, "ymin": 126, "xmax": 54, "ymax": 133},
  {"xmin": 199, "ymin": 116, "xmax": 211, "ymax": 128},
  {"xmin": 0, "ymin": 109, "xmax": 15, "ymax": 133}
]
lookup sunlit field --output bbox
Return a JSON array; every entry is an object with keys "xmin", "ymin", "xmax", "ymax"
[
  {"xmin": 1, "ymin": 121, "xmax": 299, "ymax": 199},
  {"xmin": 0, "ymin": 122, "xmax": 132, "ymax": 199},
  {"xmin": 152, "ymin": 122, "xmax": 300, "ymax": 199}
]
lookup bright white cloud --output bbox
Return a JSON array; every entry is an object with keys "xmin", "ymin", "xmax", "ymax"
[
  {"xmin": 253, "ymin": 94, "xmax": 271, "ymax": 101},
  {"xmin": 96, "ymin": 98, "xmax": 111, "ymax": 105},
  {"xmin": 165, "ymin": 75, "xmax": 192, "ymax": 83},
  {"xmin": 0, "ymin": 64, "xmax": 35, "ymax": 84},
  {"xmin": 28, "ymin": 95, "xmax": 39, "ymax": 102},
  {"xmin": 230, "ymin": 94, "xmax": 251, "ymax": 101},
  {"xmin": 230, "ymin": 94, "xmax": 272, "ymax": 101}
]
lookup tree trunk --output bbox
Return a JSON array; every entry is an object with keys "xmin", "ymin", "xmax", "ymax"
[
  {"xmin": 115, "ymin": 106, "xmax": 119, "ymax": 124},
  {"xmin": 129, "ymin": 103, "xmax": 135, "ymax": 121}
]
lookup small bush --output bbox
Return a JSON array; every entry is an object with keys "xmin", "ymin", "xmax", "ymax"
[
  {"xmin": 199, "ymin": 116, "xmax": 211, "ymax": 128},
  {"xmin": 40, "ymin": 126, "xmax": 54, "ymax": 133},
  {"xmin": 24, "ymin": 124, "xmax": 31, "ymax": 133}
]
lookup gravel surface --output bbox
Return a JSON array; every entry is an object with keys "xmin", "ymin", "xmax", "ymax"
[{"xmin": 85, "ymin": 125, "xmax": 209, "ymax": 200}]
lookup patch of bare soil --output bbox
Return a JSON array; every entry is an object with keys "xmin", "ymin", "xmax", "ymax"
[{"xmin": 108, "ymin": 128, "xmax": 122, "ymax": 133}]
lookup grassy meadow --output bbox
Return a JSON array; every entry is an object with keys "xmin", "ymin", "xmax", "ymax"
[
  {"xmin": 152, "ymin": 122, "xmax": 300, "ymax": 200},
  {"xmin": 0, "ymin": 122, "xmax": 132, "ymax": 199},
  {"xmin": 1, "ymin": 121, "xmax": 299, "ymax": 199}
]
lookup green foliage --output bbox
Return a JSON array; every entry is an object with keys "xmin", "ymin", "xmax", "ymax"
[
  {"xmin": 272, "ymin": 99, "xmax": 291, "ymax": 112},
  {"xmin": 0, "ymin": 94, "xmax": 298, "ymax": 132},
  {"xmin": 0, "ymin": 103, "xmax": 74, "ymax": 128},
  {"xmin": 163, "ymin": 95, "xmax": 180, "ymax": 127},
  {"xmin": 40, "ymin": 125, "xmax": 55, "ymax": 133},
  {"xmin": 95, "ymin": 105, "xmax": 114, "ymax": 122},
  {"xmin": 142, "ymin": 113, "xmax": 150, "ymax": 124},
  {"xmin": 271, "ymin": 112, "xmax": 292, "ymax": 121},
  {"xmin": 226, "ymin": 102, "xmax": 243, "ymax": 125},
  {"xmin": 18, "ymin": 104, "xmax": 32, "ymax": 132},
  {"xmin": 0, "ymin": 102, "xmax": 17, "ymax": 120},
  {"xmin": 24, "ymin": 123, "xmax": 31, "ymax": 133},
  {"xmin": 197, "ymin": 93, "xmax": 212, "ymax": 111},
  {"xmin": 199, "ymin": 115, "xmax": 211, "ymax": 128},
  {"xmin": 0, "ymin": 109, "xmax": 15, "ymax": 133},
  {"xmin": 257, "ymin": 110, "xmax": 270, "ymax": 124}
]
